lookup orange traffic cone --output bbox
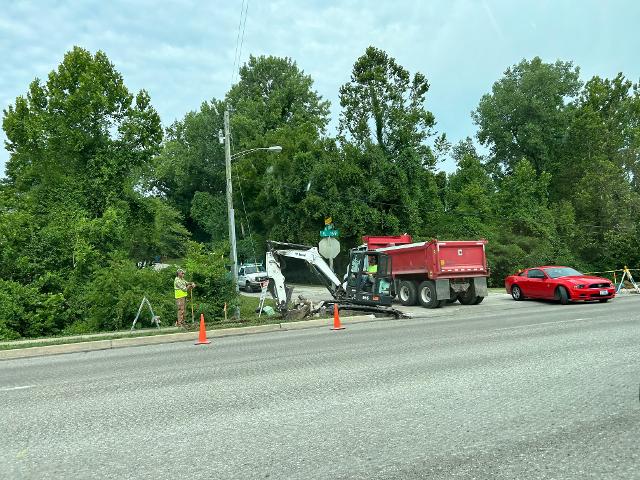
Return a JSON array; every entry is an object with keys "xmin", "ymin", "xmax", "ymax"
[
  {"xmin": 330, "ymin": 303, "xmax": 345, "ymax": 330},
  {"xmin": 195, "ymin": 313, "xmax": 211, "ymax": 345}
]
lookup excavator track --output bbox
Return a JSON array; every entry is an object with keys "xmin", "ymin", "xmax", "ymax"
[{"xmin": 322, "ymin": 301, "xmax": 407, "ymax": 319}]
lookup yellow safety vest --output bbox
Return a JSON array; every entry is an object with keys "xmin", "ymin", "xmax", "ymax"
[{"xmin": 174, "ymin": 277, "xmax": 188, "ymax": 299}]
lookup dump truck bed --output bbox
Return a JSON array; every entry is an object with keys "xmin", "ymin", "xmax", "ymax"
[{"xmin": 372, "ymin": 239, "xmax": 489, "ymax": 279}]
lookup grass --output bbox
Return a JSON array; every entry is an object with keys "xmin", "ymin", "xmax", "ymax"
[
  {"xmin": 0, "ymin": 295, "xmax": 283, "ymax": 352},
  {"xmin": 238, "ymin": 294, "xmax": 277, "ymax": 319}
]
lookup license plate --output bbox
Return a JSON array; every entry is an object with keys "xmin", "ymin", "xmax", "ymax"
[{"xmin": 600, "ymin": 290, "xmax": 608, "ymax": 296}]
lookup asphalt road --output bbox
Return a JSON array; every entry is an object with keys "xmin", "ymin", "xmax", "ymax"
[{"xmin": 1, "ymin": 295, "xmax": 639, "ymax": 479}]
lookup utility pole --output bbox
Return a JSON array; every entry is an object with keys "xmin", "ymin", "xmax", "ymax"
[
  {"xmin": 221, "ymin": 110, "xmax": 280, "ymax": 304},
  {"xmin": 224, "ymin": 109, "xmax": 240, "ymax": 294}
]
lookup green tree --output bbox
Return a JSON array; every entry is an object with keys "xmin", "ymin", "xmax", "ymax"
[
  {"xmin": 1, "ymin": 47, "xmax": 190, "ymax": 338},
  {"xmin": 226, "ymin": 55, "xmax": 330, "ymax": 150},
  {"xmin": 553, "ymin": 74, "xmax": 640, "ymax": 269},
  {"xmin": 226, "ymin": 55, "xmax": 331, "ymax": 247},
  {"xmin": 152, "ymin": 100, "xmax": 226, "ymax": 240},
  {"xmin": 473, "ymin": 57, "xmax": 581, "ymax": 178},
  {"xmin": 3, "ymin": 47, "xmax": 163, "ymax": 217},
  {"xmin": 331, "ymin": 47, "xmax": 445, "ymax": 244},
  {"xmin": 572, "ymin": 158, "xmax": 640, "ymax": 269},
  {"xmin": 338, "ymin": 46, "xmax": 439, "ymax": 168},
  {"xmin": 487, "ymin": 159, "xmax": 559, "ymax": 282},
  {"xmin": 444, "ymin": 138, "xmax": 495, "ymax": 238},
  {"xmin": 155, "ymin": 56, "xmax": 333, "ymax": 250}
]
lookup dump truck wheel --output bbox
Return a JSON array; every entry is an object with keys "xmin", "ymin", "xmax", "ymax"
[
  {"xmin": 458, "ymin": 288, "xmax": 477, "ymax": 305},
  {"xmin": 398, "ymin": 280, "xmax": 418, "ymax": 306},
  {"xmin": 418, "ymin": 281, "xmax": 441, "ymax": 308}
]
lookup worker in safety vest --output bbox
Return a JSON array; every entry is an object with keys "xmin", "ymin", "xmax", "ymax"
[
  {"xmin": 364, "ymin": 256, "xmax": 378, "ymax": 292},
  {"xmin": 367, "ymin": 256, "xmax": 378, "ymax": 275},
  {"xmin": 174, "ymin": 269, "xmax": 195, "ymax": 327}
]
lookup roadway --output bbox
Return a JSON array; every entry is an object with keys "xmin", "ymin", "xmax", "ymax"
[{"xmin": 1, "ymin": 294, "xmax": 639, "ymax": 479}]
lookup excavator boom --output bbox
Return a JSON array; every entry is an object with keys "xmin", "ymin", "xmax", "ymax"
[
  {"xmin": 265, "ymin": 241, "xmax": 405, "ymax": 319},
  {"xmin": 266, "ymin": 241, "xmax": 346, "ymax": 312}
]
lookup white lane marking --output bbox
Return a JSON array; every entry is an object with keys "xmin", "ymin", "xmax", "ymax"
[
  {"xmin": 494, "ymin": 317, "xmax": 594, "ymax": 331},
  {"xmin": 0, "ymin": 385, "xmax": 35, "ymax": 392}
]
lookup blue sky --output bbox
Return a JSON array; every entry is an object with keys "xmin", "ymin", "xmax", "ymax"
[{"xmin": 1, "ymin": 0, "xmax": 639, "ymax": 176}]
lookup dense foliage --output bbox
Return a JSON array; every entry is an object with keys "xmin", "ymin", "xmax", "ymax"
[
  {"xmin": 0, "ymin": 48, "xmax": 232, "ymax": 340},
  {"xmin": 2, "ymin": 47, "xmax": 639, "ymax": 339}
]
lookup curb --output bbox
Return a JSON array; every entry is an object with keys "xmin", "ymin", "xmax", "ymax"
[{"xmin": 0, "ymin": 313, "xmax": 387, "ymax": 361}]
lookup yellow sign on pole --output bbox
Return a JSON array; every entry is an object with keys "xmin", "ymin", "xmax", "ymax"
[{"xmin": 325, "ymin": 217, "xmax": 332, "ymax": 225}]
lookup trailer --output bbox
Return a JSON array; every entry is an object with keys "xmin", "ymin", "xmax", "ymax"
[{"xmin": 363, "ymin": 235, "xmax": 489, "ymax": 308}]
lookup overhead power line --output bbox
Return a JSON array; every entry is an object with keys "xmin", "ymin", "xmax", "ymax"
[{"xmin": 230, "ymin": 0, "xmax": 250, "ymax": 88}]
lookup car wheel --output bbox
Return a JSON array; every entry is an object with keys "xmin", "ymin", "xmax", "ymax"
[
  {"xmin": 511, "ymin": 285, "xmax": 524, "ymax": 301},
  {"xmin": 398, "ymin": 280, "xmax": 418, "ymax": 306},
  {"xmin": 598, "ymin": 298, "xmax": 609, "ymax": 303},
  {"xmin": 557, "ymin": 286, "xmax": 569, "ymax": 305},
  {"xmin": 418, "ymin": 281, "xmax": 441, "ymax": 308}
]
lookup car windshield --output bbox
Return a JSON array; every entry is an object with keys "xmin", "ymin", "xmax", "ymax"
[
  {"xmin": 244, "ymin": 266, "xmax": 265, "ymax": 274},
  {"xmin": 544, "ymin": 267, "xmax": 583, "ymax": 278}
]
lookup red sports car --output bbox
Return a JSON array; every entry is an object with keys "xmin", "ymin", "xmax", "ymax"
[{"xmin": 505, "ymin": 266, "xmax": 615, "ymax": 304}]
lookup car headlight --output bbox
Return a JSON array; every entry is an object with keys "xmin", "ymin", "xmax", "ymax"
[{"xmin": 574, "ymin": 284, "xmax": 586, "ymax": 289}]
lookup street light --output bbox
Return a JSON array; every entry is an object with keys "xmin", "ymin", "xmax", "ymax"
[
  {"xmin": 231, "ymin": 145, "xmax": 282, "ymax": 160},
  {"xmin": 223, "ymin": 109, "xmax": 282, "ymax": 299}
]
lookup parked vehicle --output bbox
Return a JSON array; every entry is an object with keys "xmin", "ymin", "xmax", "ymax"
[
  {"xmin": 363, "ymin": 235, "xmax": 489, "ymax": 308},
  {"xmin": 504, "ymin": 266, "xmax": 615, "ymax": 304},
  {"xmin": 237, "ymin": 263, "xmax": 268, "ymax": 292}
]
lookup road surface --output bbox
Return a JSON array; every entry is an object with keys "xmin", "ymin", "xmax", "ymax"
[{"xmin": 1, "ymin": 294, "xmax": 639, "ymax": 479}]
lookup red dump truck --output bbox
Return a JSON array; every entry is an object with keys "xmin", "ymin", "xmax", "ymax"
[{"xmin": 363, "ymin": 235, "xmax": 489, "ymax": 308}]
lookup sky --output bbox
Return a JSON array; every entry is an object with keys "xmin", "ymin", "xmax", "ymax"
[{"xmin": 1, "ymin": 0, "xmax": 639, "ymax": 176}]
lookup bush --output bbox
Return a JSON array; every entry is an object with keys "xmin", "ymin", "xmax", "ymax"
[
  {"xmin": 0, "ymin": 280, "xmax": 68, "ymax": 339},
  {"xmin": 0, "ymin": 280, "xmax": 30, "ymax": 340},
  {"xmin": 74, "ymin": 258, "xmax": 177, "ymax": 332},
  {"xmin": 184, "ymin": 241, "xmax": 237, "ymax": 322},
  {"xmin": 0, "ymin": 241, "xmax": 238, "ymax": 339}
]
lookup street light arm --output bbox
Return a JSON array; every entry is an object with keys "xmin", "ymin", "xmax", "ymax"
[{"xmin": 231, "ymin": 146, "xmax": 282, "ymax": 160}]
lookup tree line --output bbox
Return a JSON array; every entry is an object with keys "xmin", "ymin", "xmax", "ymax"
[{"xmin": 1, "ymin": 46, "xmax": 639, "ymax": 339}]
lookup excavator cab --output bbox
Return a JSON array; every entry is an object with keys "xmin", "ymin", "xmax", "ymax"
[{"xmin": 345, "ymin": 251, "xmax": 393, "ymax": 306}]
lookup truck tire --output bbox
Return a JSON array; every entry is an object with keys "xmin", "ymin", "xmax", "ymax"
[
  {"xmin": 443, "ymin": 291, "xmax": 458, "ymax": 303},
  {"xmin": 418, "ymin": 281, "xmax": 441, "ymax": 308},
  {"xmin": 473, "ymin": 296, "xmax": 485, "ymax": 305},
  {"xmin": 458, "ymin": 288, "xmax": 477, "ymax": 305},
  {"xmin": 398, "ymin": 280, "xmax": 418, "ymax": 306}
]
